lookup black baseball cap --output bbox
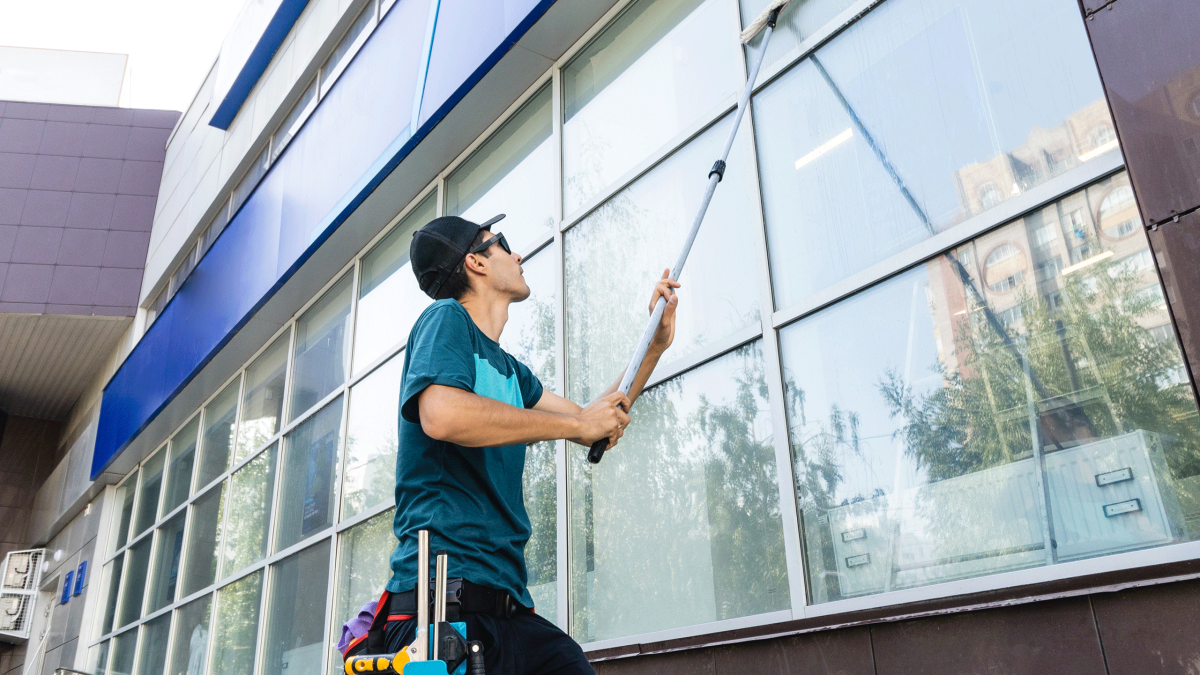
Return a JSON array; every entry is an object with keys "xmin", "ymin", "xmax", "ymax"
[{"xmin": 410, "ymin": 213, "xmax": 505, "ymax": 299}]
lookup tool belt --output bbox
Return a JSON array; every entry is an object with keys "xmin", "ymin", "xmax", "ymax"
[
  {"xmin": 348, "ymin": 579, "xmax": 531, "ymax": 657},
  {"xmin": 389, "ymin": 578, "xmax": 532, "ymax": 622}
]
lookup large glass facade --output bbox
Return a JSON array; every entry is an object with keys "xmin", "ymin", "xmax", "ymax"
[{"xmin": 92, "ymin": 0, "xmax": 1200, "ymax": 670}]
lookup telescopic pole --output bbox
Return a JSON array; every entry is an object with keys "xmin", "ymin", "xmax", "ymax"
[{"xmin": 588, "ymin": 5, "xmax": 785, "ymax": 464}]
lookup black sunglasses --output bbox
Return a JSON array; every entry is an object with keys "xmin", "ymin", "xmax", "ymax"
[{"xmin": 470, "ymin": 231, "xmax": 511, "ymax": 256}]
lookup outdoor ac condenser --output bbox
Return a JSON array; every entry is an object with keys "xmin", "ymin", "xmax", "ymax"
[
  {"xmin": 826, "ymin": 430, "xmax": 1182, "ymax": 598},
  {"xmin": 0, "ymin": 549, "xmax": 44, "ymax": 642}
]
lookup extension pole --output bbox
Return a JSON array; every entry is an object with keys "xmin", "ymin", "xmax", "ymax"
[{"xmin": 588, "ymin": 4, "xmax": 786, "ymax": 464}]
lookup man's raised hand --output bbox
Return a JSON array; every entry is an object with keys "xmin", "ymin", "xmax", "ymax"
[
  {"xmin": 571, "ymin": 391, "xmax": 631, "ymax": 450},
  {"xmin": 649, "ymin": 269, "xmax": 680, "ymax": 352}
]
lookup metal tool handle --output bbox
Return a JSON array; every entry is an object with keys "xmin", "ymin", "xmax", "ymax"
[
  {"xmin": 433, "ymin": 550, "xmax": 448, "ymax": 661},
  {"xmin": 415, "ymin": 530, "xmax": 430, "ymax": 662},
  {"xmin": 587, "ymin": 10, "xmax": 780, "ymax": 465}
]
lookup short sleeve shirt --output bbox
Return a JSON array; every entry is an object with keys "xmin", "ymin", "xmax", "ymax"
[{"xmin": 387, "ymin": 299, "xmax": 543, "ymax": 607}]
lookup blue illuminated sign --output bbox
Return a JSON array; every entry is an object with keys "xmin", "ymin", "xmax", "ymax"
[
  {"xmin": 74, "ymin": 561, "xmax": 87, "ymax": 596},
  {"xmin": 61, "ymin": 570, "xmax": 73, "ymax": 605}
]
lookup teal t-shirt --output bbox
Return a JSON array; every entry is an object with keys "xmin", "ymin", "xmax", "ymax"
[{"xmin": 387, "ymin": 299, "xmax": 543, "ymax": 608}]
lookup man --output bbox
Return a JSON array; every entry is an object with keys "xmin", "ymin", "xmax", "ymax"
[{"xmin": 378, "ymin": 213, "xmax": 679, "ymax": 674}]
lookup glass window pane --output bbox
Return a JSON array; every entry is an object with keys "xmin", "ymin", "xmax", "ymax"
[
  {"xmin": 181, "ymin": 482, "xmax": 226, "ymax": 597},
  {"xmin": 237, "ymin": 332, "xmax": 290, "ymax": 462},
  {"xmin": 446, "ymin": 85, "xmax": 554, "ymax": 253},
  {"xmin": 566, "ymin": 116, "xmax": 761, "ymax": 403},
  {"xmin": 135, "ymin": 448, "xmax": 166, "ymax": 536},
  {"xmin": 101, "ymin": 557, "xmax": 124, "ymax": 635},
  {"xmin": 222, "ymin": 444, "xmax": 278, "ymax": 578},
  {"xmin": 330, "ymin": 511, "xmax": 393, "ymax": 675},
  {"xmin": 739, "ymin": 0, "xmax": 857, "ymax": 72},
  {"xmin": 111, "ymin": 628, "xmax": 138, "ymax": 675},
  {"xmin": 354, "ymin": 194, "xmax": 436, "ymax": 374},
  {"xmin": 276, "ymin": 398, "xmax": 342, "ymax": 551},
  {"xmin": 136, "ymin": 613, "xmax": 171, "ymax": 675},
  {"xmin": 753, "ymin": 0, "xmax": 1113, "ymax": 308},
  {"xmin": 563, "ymin": 0, "xmax": 740, "ymax": 214},
  {"xmin": 320, "ymin": 3, "xmax": 375, "ymax": 93},
  {"xmin": 198, "ymin": 378, "xmax": 241, "ymax": 488},
  {"xmin": 118, "ymin": 537, "xmax": 152, "ymax": 627},
  {"xmin": 568, "ymin": 342, "xmax": 789, "ymax": 643},
  {"xmin": 499, "ymin": 248, "xmax": 559, "ymax": 622},
  {"xmin": 210, "ymin": 570, "xmax": 263, "ymax": 675},
  {"xmin": 262, "ymin": 539, "xmax": 331, "ymax": 675},
  {"xmin": 780, "ymin": 173, "xmax": 1200, "ymax": 605},
  {"xmin": 88, "ymin": 639, "xmax": 111, "ymax": 675},
  {"xmin": 168, "ymin": 595, "xmax": 212, "ymax": 675},
  {"xmin": 163, "ymin": 417, "xmax": 200, "ymax": 515},
  {"xmin": 290, "ymin": 274, "xmax": 352, "ymax": 421},
  {"xmin": 342, "ymin": 357, "xmax": 402, "ymax": 520},
  {"xmin": 272, "ymin": 81, "xmax": 317, "ymax": 163},
  {"xmin": 112, "ymin": 474, "xmax": 137, "ymax": 552},
  {"xmin": 147, "ymin": 512, "xmax": 187, "ymax": 613}
]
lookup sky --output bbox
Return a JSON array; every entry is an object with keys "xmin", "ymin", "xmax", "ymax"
[{"xmin": 0, "ymin": 0, "xmax": 248, "ymax": 112}]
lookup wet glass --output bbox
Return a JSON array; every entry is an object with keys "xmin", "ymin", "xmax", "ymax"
[
  {"xmin": 110, "ymin": 628, "xmax": 137, "ymax": 675},
  {"xmin": 262, "ymin": 540, "xmax": 331, "ymax": 675},
  {"xmin": 135, "ymin": 613, "xmax": 171, "ymax": 675},
  {"xmin": 163, "ymin": 417, "xmax": 199, "ymax": 515},
  {"xmin": 180, "ymin": 481, "xmax": 226, "ymax": 597},
  {"xmin": 118, "ymin": 537, "xmax": 152, "ymax": 628},
  {"xmin": 566, "ymin": 116, "xmax": 761, "ymax": 404},
  {"xmin": 112, "ymin": 474, "xmax": 137, "ymax": 552},
  {"xmin": 779, "ymin": 174, "xmax": 1200, "ymax": 605},
  {"xmin": 210, "ymin": 570, "xmax": 263, "ymax": 675},
  {"xmin": 88, "ymin": 639, "xmax": 111, "ymax": 675},
  {"xmin": 499, "ymin": 247, "xmax": 559, "ymax": 621},
  {"xmin": 342, "ymin": 356, "xmax": 402, "ymax": 520},
  {"xmin": 752, "ymin": 0, "xmax": 1113, "ymax": 309},
  {"xmin": 167, "ymin": 595, "xmax": 212, "ymax": 675},
  {"xmin": 562, "ymin": 0, "xmax": 740, "ymax": 214},
  {"xmin": 222, "ymin": 444, "xmax": 278, "ymax": 578},
  {"xmin": 446, "ymin": 85, "xmax": 554, "ymax": 253},
  {"xmin": 276, "ymin": 398, "xmax": 342, "ymax": 551},
  {"xmin": 134, "ymin": 448, "xmax": 166, "ymax": 537},
  {"xmin": 568, "ymin": 342, "xmax": 789, "ymax": 643},
  {"xmin": 353, "ymin": 194, "xmax": 435, "ymax": 374},
  {"xmin": 236, "ymin": 331, "xmax": 290, "ymax": 462},
  {"xmin": 329, "ymin": 511, "xmax": 394, "ymax": 674},
  {"xmin": 197, "ymin": 378, "xmax": 241, "ymax": 488},
  {"xmin": 101, "ymin": 557, "xmax": 124, "ymax": 635},
  {"xmin": 147, "ymin": 512, "xmax": 187, "ymax": 613},
  {"xmin": 290, "ymin": 273, "xmax": 352, "ymax": 421}
]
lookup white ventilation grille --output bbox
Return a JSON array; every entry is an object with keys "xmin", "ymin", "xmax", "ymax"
[{"xmin": 0, "ymin": 549, "xmax": 44, "ymax": 641}]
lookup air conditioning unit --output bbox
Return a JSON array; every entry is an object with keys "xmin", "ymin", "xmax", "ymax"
[{"xmin": 0, "ymin": 549, "xmax": 44, "ymax": 642}]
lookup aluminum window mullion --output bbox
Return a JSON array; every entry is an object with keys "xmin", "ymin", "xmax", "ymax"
[
  {"xmin": 734, "ymin": 42, "xmax": 810, "ymax": 615},
  {"xmin": 337, "ymin": 262, "xmax": 362, "ymax": 527},
  {"xmin": 551, "ymin": 63, "xmax": 570, "ymax": 633},
  {"xmin": 321, "ymin": 515, "xmax": 340, "ymax": 675},
  {"xmin": 770, "ymin": 151, "xmax": 1127, "ymax": 332},
  {"xmin": 335, "ymin": 498, "xmax": 395, "ymax": 533}
]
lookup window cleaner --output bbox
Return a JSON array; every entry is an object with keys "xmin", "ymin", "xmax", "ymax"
[{"xmin": 588, "ymin": 0, "xmax": 792, "ymax": 464}]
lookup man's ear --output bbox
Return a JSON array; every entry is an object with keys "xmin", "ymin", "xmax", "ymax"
[{"xmin": 463, "ymin": 252, "xmax": 487, "ymax": 276}]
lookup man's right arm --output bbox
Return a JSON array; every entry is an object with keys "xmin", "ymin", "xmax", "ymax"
[{"xmin": 418, "ymin": 385, "xmax": 630, "ymax": 448}]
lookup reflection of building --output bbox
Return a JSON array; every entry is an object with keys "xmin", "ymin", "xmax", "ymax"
[{"xmin": 953, "ymin": 99, "xmax": 1116, "ymax": 219}]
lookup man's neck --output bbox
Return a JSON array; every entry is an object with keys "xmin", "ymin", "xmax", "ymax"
[{"xmin": 458, "ymin": 290, "xmax": 510, "ymax": 343}]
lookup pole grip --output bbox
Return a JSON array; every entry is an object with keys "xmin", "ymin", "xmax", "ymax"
[{"xmin": 587, "ymin": 438, "xmax": 608, "ymax": 464}]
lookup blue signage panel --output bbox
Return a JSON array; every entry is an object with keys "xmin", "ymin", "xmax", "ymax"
[
  {"xmin": 74, "ymin": 561, "xmax": 87, "ymax": 596},
  {"xmin": 93, "ymin": 0, "xmax": 557, "ymax": 479},
  {"xmin": 61, "ymin": 570, "xmax": 74, "ymax": 605},
  {"xmin": 209, "ymin": 0, "xmax": 312, "ymax": 129}
]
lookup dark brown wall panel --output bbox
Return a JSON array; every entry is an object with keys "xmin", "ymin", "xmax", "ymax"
[
  {"xmin": 1084, "ymin": 0, "xmax": 1200, "ymax": 224},
  {"xmin": 869, "ymin": 597, "xmax": 1106, "ymax": 675},
  {"xmin": 1146, "ymin": 210, "xmax": 1200, "ymax": 386},
  {"xmin": 1092, "ymin": 579, "xmax": 1200, "ymax": 675}
]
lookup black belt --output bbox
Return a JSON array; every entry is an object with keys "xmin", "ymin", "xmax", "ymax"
[{"xmin": 389, "ymin": 578, "xmax": 531, "ymax": 621}]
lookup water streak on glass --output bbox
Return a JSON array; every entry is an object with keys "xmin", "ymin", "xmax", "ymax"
[
  {"xmin": 753, "ymin": 0, "xmax": 1113, "ymax": 308},
  {"xmin": 569, "ymin": 343, "xmax": 789, "ymax": 642}
]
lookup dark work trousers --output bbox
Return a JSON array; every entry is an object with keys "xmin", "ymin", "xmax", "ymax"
[{"xmin": 382, "ymin": 612, "xmax": 594, "ymax": 675}]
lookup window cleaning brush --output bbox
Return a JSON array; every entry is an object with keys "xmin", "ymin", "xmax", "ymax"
[{"xmin": 587, "ymin": 0, "xmax": 793, "ymax": 464}]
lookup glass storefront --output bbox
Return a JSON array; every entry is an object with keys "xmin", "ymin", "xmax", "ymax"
[{"xmin": 88, "ymin": 0, "xmax": 1199, "ymax": 671}]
